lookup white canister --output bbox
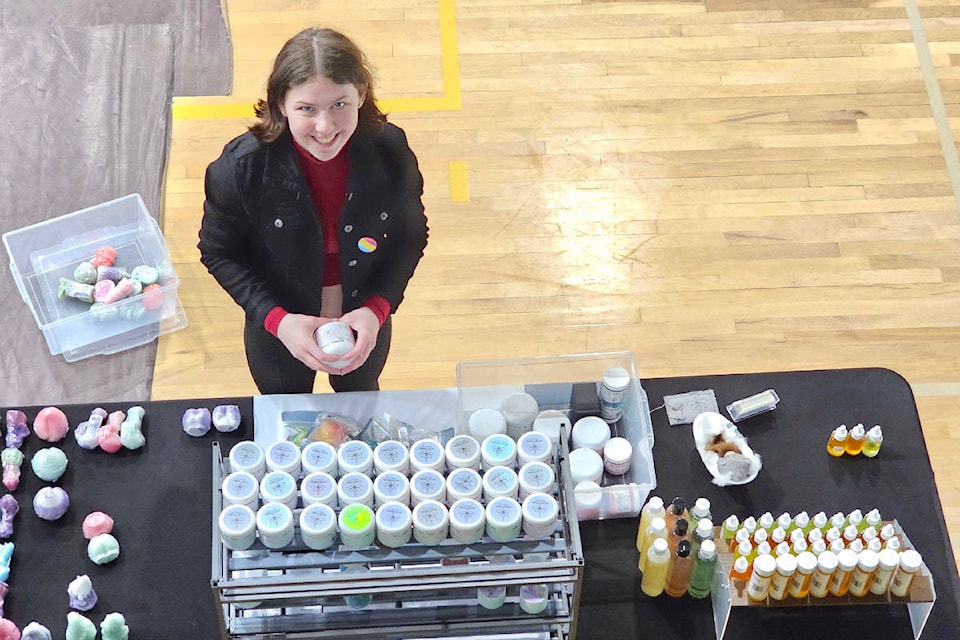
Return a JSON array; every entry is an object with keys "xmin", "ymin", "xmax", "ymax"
[
  {"xmin": 517, "ymin": 431, "xmax": 553, "ymax": 466},
  {"xmin": 337, "ymin": 472, "xmax": 374, "ymax": 508},
  {"xmin": 603, "ymin": 437, "xmax": 633, "ymax": 476},
  {"xmin": 259, "ymin": 471, "xmax": 298, "ymax": 510},
  {"xmin": 481, "ymin": 434, "xmax": 517, "ymax": 470},
  {"xmin": 482, "ymin": 465, "xmax": 520, "ymax": 501},
  {"xmin": 445, "ymin": 434, "xmax": 481, "ymax": 472},
  {"xmin": 300, "ymin": 471, "xmax": 338, "ymax": 508},
  {"xmin": 301, "ymin": 441, "xmax": 339, "ymax": 477},
  {"xmin": 522, "ymin": 493, "xmax": 560, "ymax": 539},
  {"xmin": 519, "ymin": 584, "xmax": 549, "ymax": 614},
  {"xmin": 468, "ymin": 409, "xmax": 507, "ymax": 440},
  {"xmin": 500, "ymin": 393, "xmax": 539, "ymax": 440},
  {"xmin": 445, "ymin": 467, "xmax": 483, "ymax": 505},
  {"xmin": 376, "ymin": 501, "xmax": 413, "ymax": 548},
  {"xmin": 337, "ymin": 441, "xmax": 374, "ymax": 476},
  {"xmin": 222, "ymin": 471, "xmax": 260, "ymax": 511},
  {"xmin": 410, "ymin": 469, "xmax": 447, "ymax": 505},
  {"xmin": 373, "ymin": 440, "xmax": 410, "ymax": 476},
  {"xmin": 229, "ymin": 441, "xmax": 266, "ymax": 479},
  {"xmin": 219, "ymin": 504, "xmax": 257, "ymax": 551},
  {"xmin": 265, "ymin": 440, "xmax": 301, "ymax": 477},
  {"xmin": 518, "ymin": 461, "xmax": 556, "ymax": 500},
  {"xmin": 449, "ymin": 498, "xmax": 486, "ymax": 544},
  {"xmin": 314, "ymin": 321, "xmax": 355, "ymax": 369},
  {"xmin": 571, "ymin": 416, "xmax": 610, "ymax": 454},
  {"xmin": 568, "ymin": 448, "xmax": 604, "ymax": 484},
  {"xmin": 256, "ymin": 502, "xmax": 295, "ymax": 549},
  {"xmin": 477, "ymin": 586, "xmax": 506, "ymax": 609},
  {"xmin": 409, "ymin": 439, "xmax": 446, "ymax": 473},
  {"xmin": 599, "ymin": 366, "xmax": 631, "ymax": 423},
  {"xmin": 533, "ymin": 410, "xmax": 570, "ymax": 447},
  {"xmin": 299, "ymin": 503, "xmax": 337, "ymax": 551},
  {"xmin": 573, "ymin": 481, "xmax": 603, "ymax": 520},
  {"xmin": 374, "ymin": 471, "xmax": 410, "ymax": 507},
  {"xmin": 338, "ymin": 504, "xmax": 376, "ymax": 549},
  {"xmin": 485, "ymin": 497, "xmax": 523, "ymax": 543},
  {"xmin": 413, "ymin": 500, "xmax": 449, "ymax": 546}
]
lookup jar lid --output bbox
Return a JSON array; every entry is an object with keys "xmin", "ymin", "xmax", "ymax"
[
  {"xmin": 374, "ymin": 471, "xmax": 410, "ymax": 502},
  {"xmin": 411, "ymin": 469, "xmax": 446, "ymax": 502},
  {"xmin": 517, "ymin": 431, "xmax": 552, "ymax": 463},
  {"xmin": 775, "ymin": 553, "xmax": 798, "ymax": 573},
  {"xmin": 573, "ymin": 480, "xmax": 602, "ymax": 507},
  {"xmin": 450, "ymin": 498, "xmax": 485, "ymax": 528},
  {"xmin": 603, "ymin": 437, "xmax": 632, "ymax": 465},
  {"xmin": 337, "ymin": 441, "xmax": 373, "ymax": 474},
  {"xmin": 256, "ymin": 503, "xmax": 293, "ymax": 534},
  {"xmin": 413, "ymin": 500, "xmax": 449, "ymax": 533},
  {"xmin": 219, "ymin": 504, "xmax": 256, "ymax": 536},
  {"xmin": 485, "ymin": 496, "xmax": 522, "ymax": 528},
  {"xmin": 795, "ymin": 551, "xmax": 818, "ymax": 573},
  {"xmin": 482, "ymin": 434, "xmax": 517, "ymax": 467},
  {"xmin": 446, "ymin": 468, "xmax": 482, "ymax": 500},
  {"xmin": 532, "ymin": 410, "xmax": 569, "ymax": 445},
  {"xmin": 568, "ymin": 448, "xmax": 603, "ymax": 484},
  {"xmin": 900, "ymin": 549, "xmax": 923, "ymax": 571},
  {"xmin": 522, "ymin": 493, "xmax": 559, "ymax": 526},
  {"xmin": 266, "ymin": 441, "xmax": 301, "ymax": 474},
  {"xmin": 376, "ymin": 502, "xmax": 413, "ymax": 533},
  {"xmin": 818, "ymin": 550, "xmax": 839, "ymax": 571},
  {"xmin": 753, "ymin": 553, "xmax": 777, "ymax": 576},
  {"xmin": 229, "ymin": 441, "xmax": 264, "ymax": 473},
  {"xmin": 374, "ymin": 441, "xmax": 409, "ymax": 473},
  {"xmin": 858, "ymin": 549, "xmax": 879, "ymax": 570},
  {"xmin": 337, "ymin": 472, "xmax": 374, "ymax": 505},
  {"xmin": 837, "ymin": 549, "xmax": 859, "ymax": 570},
  {"xmin": 468, "ymin": 409, "xmax": 507, "ymax": 439},
  {"xmin": 259, "ymin": 471, "xmax": 296, "ymax": 502},
  {"xmin": 602, "ymin": 366, "xmax": 630, "ymax": 391},
  {"xmin": 500, "ymin": 393, "xmax": 539, "ymax": 426},
  {"xmin": 301, "ymin": 472, "xmax": 337, "ymax": 504},
  {"xmin": 571, "ymin": 416, "xmax": 610, "ymax": 452},
  {"xmin": 445, "ymin": 435, "xmax": 481, "ymax": 469},
  {"xmin": 222, "ymin": 471, "xmax": 259, "ymax": 504},
  {"xmin": 339, "ymin": 504, "xmax": 374, "ymax": 534},
  {"xmin": 519, "ymin": 461, "xmax": 555, "ymax": 494},
  {"xmin": 877, "ymin": 548, "xmax": 900, "ymax": 570},
  {"xmin": 301, "ymin": 441, "xmax": 338, "ymax": 475},
  {"xmin": 299, "ymin": 503, "xmax": 336, "ymax": 536},
  {"xmin": 482, "ymin": 466, "xmax": 519, "ymax": 498},
  {"xmin": 409, "ymin": 439, "xmax": 446, "ymax": 471}
]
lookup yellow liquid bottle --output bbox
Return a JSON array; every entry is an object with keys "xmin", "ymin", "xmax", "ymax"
[
  {"xmin": 788, "ymin": 551, "xmax": 818, "ymax": 598},
  {"xmin": 746, "ymin": 554, "xmax": 776, "ymax": 602},
  {"xmin": 827, "ymin": 425, "xmax": 848, "ymax": 457},
  {"xmin": 828, "ymin": 549, "xmax": 859, "ymax": 596},
  {"xmin": 636, "ymin": 496, "xmax": 665, "ymax": 552},
  {"xmin": 861, "ymin": 426, "xmax": 883, "ymax": 458},
  {"xmin": 845, "ymin": 424, "xmax": 865, "ymax": 455},
  {"xmin": 641, "ymin": 538, "xmax": 671, "ymax": 597},
  {"xmin": 721, "ymin": 514, "xmax": 740, "ymax": 548},
  {"xmin": 848, "ymin": 549, "xmax": 879, "ymax": 597},
  {"xmin": 808, "ymin": 550, "xmax": 838, "ymax": 598},
  {"xmin": 638, "ymin": 517, "xmax": 667, "ymax": 572}
]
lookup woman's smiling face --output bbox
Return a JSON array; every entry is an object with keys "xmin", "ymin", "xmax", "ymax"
[{"xmin": 280, "ymin": 75, "xmax": 364, "ymax": 161}]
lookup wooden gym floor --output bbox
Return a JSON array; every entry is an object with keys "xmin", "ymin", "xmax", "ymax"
[{"xmin": 156, "ymin": 0, "xmax": 960, "ymax": 563}]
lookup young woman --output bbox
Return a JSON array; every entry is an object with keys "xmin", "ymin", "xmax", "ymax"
[{"xmin": 199, "ymin": 27, "xmax": 428, "ymax": 394}]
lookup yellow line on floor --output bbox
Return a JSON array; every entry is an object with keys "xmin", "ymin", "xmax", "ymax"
[
  {"xmin": 172, "ymin": 0, "xmax": 461, "ymax": 120},
  {"xmin": 449, "ymin": 161, "xmax": 469, "ymax": 202}
]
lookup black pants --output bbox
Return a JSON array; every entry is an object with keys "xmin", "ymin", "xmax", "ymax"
[{"xmin": 244, "ymin": 316, "xmax": 392, "ymax": 394}]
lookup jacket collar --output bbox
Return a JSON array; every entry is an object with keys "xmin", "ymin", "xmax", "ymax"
[{"xmin": 262, "ymin": 129, "xmax": 387, "ymax": 192}]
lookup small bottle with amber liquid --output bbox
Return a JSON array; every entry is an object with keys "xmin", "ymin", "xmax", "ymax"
[
  {"xmin": 664, "ymin": 539, "xmax": 695, "ymax": 597},
  {"xmin": 845, "ymin": 424, "xmax": 866, "ymax": 455},
  {"xmin": 828, "ymin": 549, "xmax": 859, "ymax": 596},
  {"xmin": 788, "ymin": 551, "xmax": 818, "ymax": 598},
  {"xmin": 827, "ymin": 425, "xmax": 848, "ymax": 456}
]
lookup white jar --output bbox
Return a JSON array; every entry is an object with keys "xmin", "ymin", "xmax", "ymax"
[
  {"xmin": 445, "ymin": 434, "xmax": 481, "ymax": 472},
  {"xmin": 410, "ymin": 469, "xmax": 446, "ymax": 506},
  {"xmin": 517, "ymin": 431, "xmax": 553, "ymax": 466},
  {"xmin": 413, "ymin": 500, "xmax": 449, "ymax": 546},
  {"xmin": 338, "ymin": 504, "xmax": 376, "ymax": 549},
  {"xmin": 449, "ymin": 498, "xmax": 486, "ymax": 544},
  {"xmin": 337, "ymin": 472, "xmax": 374, "ymax": 508},
  {"xmin": 300, "ymin": 471, "xmax": 338, "ymax": 508},
  {"xmin": 373, "ymin": 440, "xmax": 410, "ymax": 476},
  {"xmin": 573, "ymin": 480, "xmax": 603, "ymax": 520},
  {"xmin": 259, "ymin": 471, "xmax": 298, "ymax": 510},
  {"xmin": 500, "ymin": 393, "xmax": 539, "ymax": 440},
  {"xmin": 485, "ymin": 497, "xmax": 522, "ymax": 543},
  {"xmin": 219, "ymin": 504, "xmax": 257, "ymax": 551},
  {"xmin": 314, "ymin": 321, "xmax": 355, "ymax": 369},
  {"xmin": 409, "ymin": 439, "xmax": 446, "ymax": 473},
  {"xmin": 482, "ymin": 466, "xmax": 519, "ymax": 501},
  {"xmin": 481, "ymin": 434, "xmax": 517, "ymax": 470},
  {"xmin": 337, "ymin": 441, "xmax": 374, "ymax": 476},
  {"xmin": 568, "ymin": 448, "xmax": 604, "ymax": 484},
  {"xmin": 446, "ymin": 468, "xmax": 483, "ymax": 505},
  {"xmin": 229, "ymin": 441, "xmax": 265, "ymax": 479},
  {"xmin": 518, "ymin": 461, "xmax": 556, "ymax": 500},
  {"xmin": 301, "ymin": 441, "xmax": 339, "ymax": 477},
  {"xmin": 522, "ymin": 493, "xmax": 559, "ymax": 539},
  {"xmin": 599, "ymin": 366, "xmax": 631, "ymax": 423},
  {"xmin": 222, "ymin": 471, "xmax": 259, "ymax": 511},
  {"xmin": 603, "ymin": 437, "xmax": 633, "ymax": 476},
  {"xmin": 256, "ymin": 503, "xmax": 295, "ymax": 549},
  {"xmin": 468, "ymin": 409, "xmax": 507, "ymax": 440},
  {"xmin": 299, "ymin": 503, "xmax": 337, "ymax": 551},
  {"xmin": 376, "ymin": 501, "xmax": 413, "ymax": 548},
  {"xmin": 571, "ymin": 416, "xmax": 610, "ymax": 454},
  {"xmin": 374, "ymin": 471, "xmax": 410, "ymax": 507},
  {"xmin": 532, "ymin": 410, "xmax": 570, "ymax": 447},
  {"xmin": 265, "ymin": 440, "xmax": 301, "ymax": 477},
  {"xmin": 519, "ymin": 584, "xmax": 549, "ymax": 614}
]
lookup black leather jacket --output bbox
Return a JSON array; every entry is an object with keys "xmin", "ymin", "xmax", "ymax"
[{"xmin": 199, "ymin": 123, "xmax": 428, "ymax": 328}]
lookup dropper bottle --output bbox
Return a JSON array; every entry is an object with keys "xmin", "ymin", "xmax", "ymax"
[
  {"xmin": 845, "ymin": 424, "xmax": 866, "ymax": 455},
  {"xmin": 827, "ymin": 425, "xmax": 848, "ymax": 457},
  {"xmin": 862, "ymin": 426, "xmax": 883, "ymax": 457}
]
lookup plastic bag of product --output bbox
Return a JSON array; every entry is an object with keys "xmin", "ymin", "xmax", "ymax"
[{"xmin": 283, "ymin": 412, "xmax": 363, "ymax": 448}]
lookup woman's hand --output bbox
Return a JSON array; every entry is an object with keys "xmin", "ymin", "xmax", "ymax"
[
  {"xmin": 335, "ymin": 307, "xmax": 380, "ymax": 375},
  {"xmin": 276, "ymin": 313, "xmax": 347, "ymax": 374}
]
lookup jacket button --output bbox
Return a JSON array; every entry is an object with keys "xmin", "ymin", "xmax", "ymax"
[
  {"xmin": 347, "ymin": 192, "xmax": 354, "ymax": 201},
  {"xmin": 351, "ymin": 290, "xmax": 359, "ymax": 298},
  {"xmin": 348, "ymin": 259, "xmax": 357, "ymax": 267},
  {"xmin": 344, "ymin": 224, "xmax": 353, "ymax": 233},
  {"xmin": 380, "ymin": 211, "xmax": 389, "ymax": 221},
  {"xmin": 274, "ymin": 218, "xmax": 283, "ymax": 228}
]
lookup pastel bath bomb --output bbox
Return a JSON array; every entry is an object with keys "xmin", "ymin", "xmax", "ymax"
[
  {"xmin": 100, "ymin": 613, "xmax": 129, "ymax": 640},
  {"xmin": 65, "ymin": 612, "xmax": 96, "ymax": 640},
  {"xmin": 33, "ymin": 486, "xmax": 70, "ymax": 521},
  {"xmin": 67, "ymin": 575, "xmax": 97, "ymax": 612},
  {"xmin": 0, "ymin": 619, "xmax": 19, "ymax": 640},
  {"xmin": 87, "ymin": 533, "xmax": 120, "ymax": 565},
  {"xmin": 82, "ymin": 511, "xmax": 115, "ymax": 539},
  {"xmin": 182, "ymin": 408, "xmax": 211, "ymax": 437},
  {"xmin": 30, "ymin": 447, "xmax": 67, "ymax": 482},
  {"xmin": 33, "ymin": 407, "xmax": 69, "ymax": 442},
  {"xmin": 22, "ymin": 621, "xmax": 51, "ymax": 640}
]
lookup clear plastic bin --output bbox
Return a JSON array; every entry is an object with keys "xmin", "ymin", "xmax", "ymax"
[
  {"xmin": 2, "ymin": 193, "xmax": 187, "ymax": 361},
  {"xmin": 456, "ymin": 352, "xmax": 656, "ymax": 520}
]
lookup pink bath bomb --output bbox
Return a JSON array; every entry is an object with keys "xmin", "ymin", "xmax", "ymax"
[
  {"xmin": 33, "ymin": 407, "xmax": 68, "ymax": 442},
  {"xmin": 82, "ymin": 511, "xmax": 114, "ymax": 540},
  {"xmin": 0, "ymin": 618, "xmax": 19, "ymax": 640}
]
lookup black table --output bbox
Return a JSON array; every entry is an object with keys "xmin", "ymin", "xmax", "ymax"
[{"xmin": 6, "ymin": 368, "xmax": 960, "ymax": 639}]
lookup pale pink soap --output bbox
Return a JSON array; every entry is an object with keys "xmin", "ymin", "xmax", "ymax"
[
  {"xmin": 33, "ymin": 407, "xmax": 69, "ymax": 443},
  {"xmin": 82, "ymin": 512, "xmax": 114, "ymax": 540}
]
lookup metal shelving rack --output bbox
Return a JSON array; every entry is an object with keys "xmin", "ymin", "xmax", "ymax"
[{"xmin": 210, "ymin": 436, "xmax": 584, "ymax": 640}]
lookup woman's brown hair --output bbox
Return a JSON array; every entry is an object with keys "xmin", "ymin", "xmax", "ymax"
[{"xmin": 250, "ymin": 28, "xmax": 386, "ymax": 142}]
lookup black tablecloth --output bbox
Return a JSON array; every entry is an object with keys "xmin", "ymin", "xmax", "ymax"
[{"xmin": 5, "ymin": 368, "xmax": 960, "ymax": 639}]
